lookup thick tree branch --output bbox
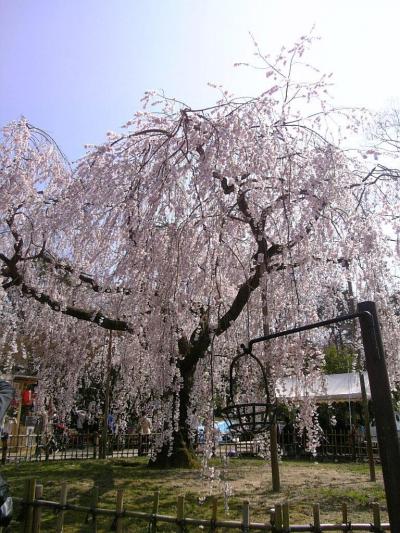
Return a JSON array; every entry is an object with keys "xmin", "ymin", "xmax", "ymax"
[
  {"xmin": 19, "ymin": 281, "xmax": 134, "ymax": 333},
  {"xmin": 37, "ymin": 250, "xmax": 135, "ymax": 295},
  {"xmin": 0, "ymin": 248, "xmax": 134, "ymax": 333},
  {"xmin": 215, "ymin": 265, "xmax": 262, "ymax": 336}
]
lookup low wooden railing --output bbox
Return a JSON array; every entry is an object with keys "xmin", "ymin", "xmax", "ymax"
[{"xmin": 9, "ymin": 478, "xmax": 389, "ymax": 532}]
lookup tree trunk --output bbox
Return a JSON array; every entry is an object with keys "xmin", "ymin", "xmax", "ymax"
[
  {"xmin": 150, "ymin": 335, "xmax": 207, "ymax": 468},
  {"xmin": 149, "ymin": 241, "xmax": 267, "ymax": 469},
  {"xmin": 149, "ymin": 427, "xmax": 199, "ymax": 468}
]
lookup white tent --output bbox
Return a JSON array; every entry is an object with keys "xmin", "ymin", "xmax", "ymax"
[{"xmin": 275, "ymin": 372, "xmax": 371, "ymax": 403}]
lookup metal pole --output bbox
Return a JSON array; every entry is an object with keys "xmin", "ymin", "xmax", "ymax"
[
  {"xmin": 357, "ymin": 301, "xmax": 400, "ymax": 532},
  {"xmin": 358, "ymin": 371, "xmax": 376, "ymax": 480},
  {"xmin": 346, "ymin": 281, "xmax": 376, "ymax": 481},
  {"xmin": 269, "ymin": 423, "xmax": 280, "ymax": 491},
  {"xmin": 261, "ymin": 287, "xmax": 280, "ymax": 492},
  {"xmin": 210, "ymin": 340, "xmax": 216, "ymax": 457}
]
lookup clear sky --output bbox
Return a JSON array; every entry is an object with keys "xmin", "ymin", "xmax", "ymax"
[{"xmin": 1, "ymin": 0, "xmax": 400, "ymax": 161}]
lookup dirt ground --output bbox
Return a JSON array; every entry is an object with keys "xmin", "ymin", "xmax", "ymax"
[{"xmin": 182, "ymin": 458, "xmax": 388, "ymax": 524}]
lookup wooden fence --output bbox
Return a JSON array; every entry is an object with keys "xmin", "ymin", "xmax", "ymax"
[{"xmin": 6, "ymin": 478, "xmax": 389, "ymax": 532}]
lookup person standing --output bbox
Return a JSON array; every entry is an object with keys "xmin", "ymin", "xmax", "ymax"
[
  {"xmin": 0, "ymin": 381, "xmax": 14, "ymax": 430},
  {"xmin": 0, "ymin": 379, "xmax": 15, "ymax": 529},
  {"xmin": 139, "ymin": 416, "xmax": 152, "ymax": 456}
]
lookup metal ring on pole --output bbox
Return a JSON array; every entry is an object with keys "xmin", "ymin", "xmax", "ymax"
[{"xmin": 221, "ymin": 348, "xmax": 277, "ymax": 436}]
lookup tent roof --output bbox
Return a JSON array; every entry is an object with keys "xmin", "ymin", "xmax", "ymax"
[{"xmin": 275, "ymin": 372, "xmax": 371, "ymax": 403}]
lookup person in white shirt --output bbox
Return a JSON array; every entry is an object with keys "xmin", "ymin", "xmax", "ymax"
[
  {"xmin": 0, "ymin": 381, "xmax": 14, "ymax": 429},
  {"xmin": 139, "ymin": 416, "xmax": 152, "ymax": 456}
]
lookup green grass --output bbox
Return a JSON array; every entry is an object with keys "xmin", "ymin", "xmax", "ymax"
[{"xmin": 1, "ymin": 457, "xmax": 388, "ymax": 531}]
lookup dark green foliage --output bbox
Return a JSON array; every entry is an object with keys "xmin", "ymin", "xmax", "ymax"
[{"xmin": 323, "ymin": 345, "xmax": 355, "ymax": 375}]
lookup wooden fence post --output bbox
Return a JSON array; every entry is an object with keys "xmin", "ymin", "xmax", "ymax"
[
  {"xmin": 176, "ymin": 496, "xmax": 185, "ymax": 533},
  {"xmin": 372, "ymin": 502, "xmax": 381, "ymax": 531},
  {"xmin": 32, "ymin": 484, "xmax": 43, "ymax": 533},
  {"xmin": 90, "ymin": 485, "xmax": 99, "ymax": 532},
  {"xmin": 1, "ymin": 433, "xmax": 8, "ymax": 464},
  {"xmin": 56, "ymin": 482, "xmax": 68, "ymax": 532},
  {"xmin": 274, "ymin": 503, "xmax": 283, "ymax": 529},
  {"xmin": 313, "ymin": 503, "xmax": 321, "ymax": 532},
  {"xmin": 211, "ymin": 497, "xmax": 218, "ymax": 533},
  {"xmin": 282, "ymin": 502, "xmax": 289, "ymax": 530},
  {"xmin": 342, "ymin": 503, "xmax": 348, "ymax": 525},
  {"xmin": 149, "ymin": 490, "xmax": 159, "ymax": 533},
  {"xmin": 115, "ymin": 488, "xmax": 124, "ymax": 533},
  {"xmin": 23, "ymin": 478, "xmax": 36, "ymax": 533},
  {"xmin": 242, "ymin": 501, "xmax": 250, "ymax": 532}
]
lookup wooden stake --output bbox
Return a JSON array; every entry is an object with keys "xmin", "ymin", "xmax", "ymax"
[
  {"xmin": 372, "ymin": 502, "xmax": 381, "ymax": 530},
  {"xmin": 149, "ymin": 490, "xmax": 159, "ymax": 533},
  {"xmin": 56, "ymin": 482, "xmax": 68, "ymax": 533},
  {"xmin": 115, "ymin": 488, "xmax": 124, "ymax": 533},
  {"xmin": 274, "ymin": 503, "xmax": 283, "ymax": 529},
  {"xmin": 282, "ymin": 502, "xmax": 289, "ymax": 530},
  {"xmin": 341, "ymin": 502, "xmax": 348, "ymax": 525},
  {"xmin": 313, "ymin": 503, "xmax": 321, "ymax": 531},
  {"xmin": 23, "ymin": 478, "xmax": 36, "ymax": 533},
  {"xmin": 176, "ymin": 496, "xmax": 185, "ymax": 533},
  {"xmin": 211, "ymin": 496, "xmax": 218, "ymax": 532},
  {"xmin": 242, "ymin": 501, "xmax": 250, "ymax": 532},
  {"xmin": 1, "ymin": 433, "xmax": 8, "ymax": 464},
  {"xmin": 90, "ymin": 485, "xmax": 99, "ymax": 532},
  {"xmin": 152, "ymin": 490, "xmax": 159, "ymax": 515},
  {"xmin": 32, "ymin": 484, "xmax": 43, "ymax": 533}
]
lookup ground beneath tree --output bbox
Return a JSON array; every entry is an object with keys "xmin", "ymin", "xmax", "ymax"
[
  {"xmin": 2, "ymin": 457, "xmax": 387, "ymax": 529},
  {"xmin": 220, "ymin": 459, "xmax": 386, "ymax": 523}
]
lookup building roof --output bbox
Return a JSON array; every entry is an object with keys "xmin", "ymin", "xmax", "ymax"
[{"xmin": 276, "ymin": 372, "xmax": 371, "ymax": 403}]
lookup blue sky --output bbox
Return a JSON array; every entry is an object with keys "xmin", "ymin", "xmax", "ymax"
[{"xmin": 1, "ymin": 0, "xmax": 400, "ymax": 161}]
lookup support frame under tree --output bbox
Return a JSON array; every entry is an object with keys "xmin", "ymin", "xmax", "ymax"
[{"xmin": 236, "ymin": 300, "xmax": 400, "ymax": 532}]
